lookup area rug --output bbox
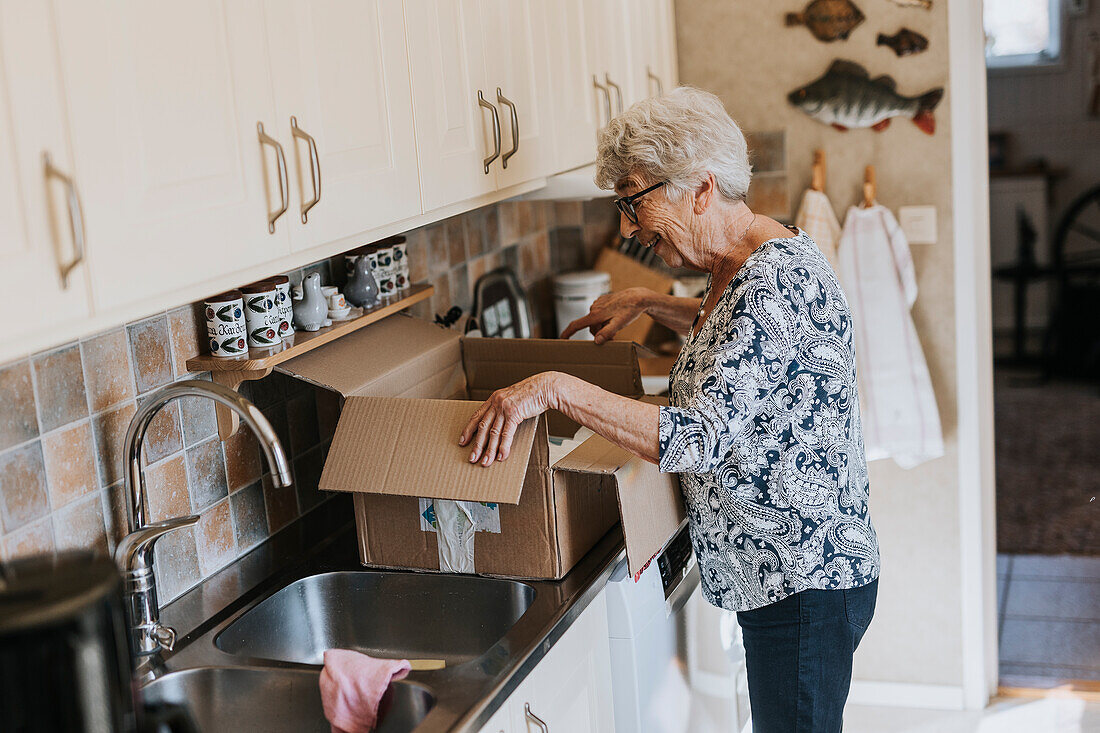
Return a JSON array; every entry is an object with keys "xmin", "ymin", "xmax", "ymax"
[{"xmin": 995, "ymin": 369, "xmax": 1100, "ymax": 555}]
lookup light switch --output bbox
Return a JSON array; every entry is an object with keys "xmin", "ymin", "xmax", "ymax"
[{"xmin": 899, "ymin": 205, "xmax": 937, "ymax": 244}]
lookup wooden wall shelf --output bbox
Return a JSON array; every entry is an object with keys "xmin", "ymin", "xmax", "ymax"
[{"xmin": 187, "ymin": 283, "xmax": 432, "ymax": 438}]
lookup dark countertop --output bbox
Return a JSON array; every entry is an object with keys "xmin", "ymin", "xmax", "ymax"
[{"xmin": 156, "ymin": 494, "xmax": 628, "ymax": 732}]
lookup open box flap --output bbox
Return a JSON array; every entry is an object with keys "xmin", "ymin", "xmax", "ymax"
[
  {"xmin": 318, "ymin": 396, "xmax": 540, "ymax": 504},
  {"xmin": 553, "ymin": 431, "xmax": 685, "ymax": 577},
  {"xmin": 277, "ymin": 314, "xmax": 464, "ymax": 399}
]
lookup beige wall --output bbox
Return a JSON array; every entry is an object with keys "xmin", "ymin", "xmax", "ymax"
[{"xmin": 675, "ymin": 0, "xmax": 963, "ymax": 687}]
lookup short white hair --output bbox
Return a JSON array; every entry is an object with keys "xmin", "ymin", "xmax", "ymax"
[{"xmin": 595, "ymin": 86, "xmax": 751, "ymax": 203}]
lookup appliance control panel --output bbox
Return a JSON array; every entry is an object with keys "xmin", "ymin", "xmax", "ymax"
[{"xmin": 657, "ymin": 527, "xmax": 695, "ymax": 600}]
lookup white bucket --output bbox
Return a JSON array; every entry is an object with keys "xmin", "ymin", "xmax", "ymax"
[{"xmin": 553, "ymin": 270, "xmax": 611, "ymax": 340}]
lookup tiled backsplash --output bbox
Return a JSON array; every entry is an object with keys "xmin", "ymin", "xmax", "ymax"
[{"xmin": 0, "ymin": 197, "xmax": 618, "ymax": 604}]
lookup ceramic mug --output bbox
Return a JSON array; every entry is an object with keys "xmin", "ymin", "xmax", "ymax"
[
  {"xmin": 241, "ymin": 281, "xmax": 281, "ymax": 348},
  {"xmin": 392, "ymin": 241, "xmax": 409, "ymax": 290},
  {"xmin": 327, "ymin": 291, "xmax": 347, "ymax": 310},
  {"xmin": 270, "ymin": 275, "xmax": 295, "ymax": 341},
  {"xmin": 204, "ymin": 290, "xmax": 247, "ymax": 358},
  {"xmin": 377, "ymin": 270, "xmax": 396, "ymax": 299}
]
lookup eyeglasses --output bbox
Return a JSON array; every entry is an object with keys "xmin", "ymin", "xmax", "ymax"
[{"xmin": 613, "ymin": 180, "xmax": 667, "ymax": 225}]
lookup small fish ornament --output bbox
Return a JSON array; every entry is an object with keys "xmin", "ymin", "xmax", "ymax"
[
  {"xmin": 877, "ymin": 28, "xmax": 929, "ymax": 56},
  {"xmin": 788, "ymin": 60, "xmax": 944, "ymax": 134},
  {"xmin": 785, "ymin": 0, "xmax": 865, "ymax": 42}
]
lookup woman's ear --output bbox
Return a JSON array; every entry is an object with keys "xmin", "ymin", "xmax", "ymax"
[{"xmin": 693, "ymin": 173, "xmax": 717, "ymax": 215}]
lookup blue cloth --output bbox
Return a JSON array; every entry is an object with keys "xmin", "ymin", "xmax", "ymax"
[
  {"xmin": 659, "ymin": 230, "xmax": 879, "ymax": 612},
  {"xmin": 737, "ymin": 580, "xmax": 878, "ymax": 733}
]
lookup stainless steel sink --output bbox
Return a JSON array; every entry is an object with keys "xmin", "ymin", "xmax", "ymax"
[
  {"xmin": 141, "ymin": 667, "xmax": 434, "ymax": 733},
  {"xmin": 215, "ymin": 571, "xmax": 536, "ymax": 666}
]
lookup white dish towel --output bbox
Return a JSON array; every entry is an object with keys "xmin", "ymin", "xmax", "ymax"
[
  {"xmin": 837, "ymin": 204, "xmax": 944, "ymax": 469},
  {"xmin": 795, "ymin": 188, "xmax": 842, "ymax": 270}
]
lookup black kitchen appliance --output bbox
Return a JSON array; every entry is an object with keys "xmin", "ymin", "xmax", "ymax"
[{"xmin": 0, "ymin": 550, "xmax": 139, "ymax": 732}]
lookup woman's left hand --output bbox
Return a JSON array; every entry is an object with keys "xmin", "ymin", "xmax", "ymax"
[{"xmin": 459, "ymin": 372, "xmax": 561, "ymax": 466}]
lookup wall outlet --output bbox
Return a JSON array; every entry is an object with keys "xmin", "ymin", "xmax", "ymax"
[{"xmin": 899, "ymin": 205, "xmax": 937, "ymax": 245}]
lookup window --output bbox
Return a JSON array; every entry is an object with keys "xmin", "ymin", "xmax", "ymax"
[{"xmin": 984, "ymin": 0, "xmax": 1062, "ymax": 68}]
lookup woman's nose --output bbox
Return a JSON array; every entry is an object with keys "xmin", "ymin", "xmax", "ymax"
[{"xmin": 619, "ymin": 212, "xmax": 640, "ymax": 239}]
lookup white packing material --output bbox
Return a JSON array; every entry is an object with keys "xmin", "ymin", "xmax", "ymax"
[{"xmin": 433, "ymin": 499, "xmax": 478, "ymax": 574}]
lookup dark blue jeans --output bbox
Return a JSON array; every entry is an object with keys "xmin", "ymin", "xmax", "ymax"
[{"xmin": 736, "ymin": 579, "xmax": 878, "ymax": 733}]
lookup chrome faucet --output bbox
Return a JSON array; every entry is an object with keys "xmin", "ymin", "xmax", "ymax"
[{"xmin": 115, "ymin": 379, "xmax": 293, "ymax": 658}]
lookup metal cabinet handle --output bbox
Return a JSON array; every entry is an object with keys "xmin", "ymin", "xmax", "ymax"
[
  {"xmin": 478, "ymin": 90, "xmax": 501, "ymax": 174},
  {"xmin": 42, "ymin": 152, "xmax": 86, "ymax": 289},
  {"xmin": 257, "ymin": 121, "xmax": 289, "ymax": 234},
  {"xmin": 605, "ymin": 73, "xmax": 623, "ymax": 115},
  {"xmin": 497, "ymin": 88, "xmax": 519, "ymax": 169},
  {"xmin": 647, "ymin": 66, "xmax": 663, "ymax": 96},
  {"xmin": 593, "ymin": 76, "xmax": 611, "ymax": 128},
  {"xmin": 290, "ymin": 116, "xmax": 321, "ymax": 224},
  {"xmin": 524, "ymin": 703, "xmax": 549, "ymax": 732}
]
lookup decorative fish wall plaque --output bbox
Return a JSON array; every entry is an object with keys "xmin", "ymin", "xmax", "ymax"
[
  {"xmin": 877, "ymin": 28, "xmax": 929, "ymax": 56},
  {"xmin": 787, "ymin": 60, "xmax": 944, "ymax": 134},
  {"xmin": 785, "ymin": 0, "xmax": 865, "ymax": 42},
  {"xmin": 887, "ymin": 0, "xmax": 932, "ymax": 9}
]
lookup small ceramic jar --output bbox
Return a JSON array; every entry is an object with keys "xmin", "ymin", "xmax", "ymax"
[
  {"xmin": 204, "ymin": 290, "xmax": 247, "ymax": 358},
  {"xmin": 391, "ymin": 239, "xmax": 409, "ymax": 290},
  {"xmin": 374, "ymin": 244, "xmax": 394, "ymax": 276},
  {"xmin": 376, "ymin": 269, "xmax": 396, "ymax": 299},
  {"xmin": 241, "ymin": 281, "xmax": 281, "ymax": 348},
  {"xmin": 270, "ymin": 274, "xmax": 295, "ymax": 341}
]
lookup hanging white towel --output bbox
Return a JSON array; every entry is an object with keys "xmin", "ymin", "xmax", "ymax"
[
  {"xmin": 795, "ymin": 189, "xmax": 841, "ymax": 269},
  {"xmin": 837, "ymin": 205, "xmax": 943, "ymax": 469}
]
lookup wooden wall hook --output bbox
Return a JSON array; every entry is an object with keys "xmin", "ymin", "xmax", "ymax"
[
  {"xmin": 811, "ymin": 149, "xmax": 826, "ymax": 192},
  {"xmin": 861, "ymin": 165, "xmax": 876, "ymax": 208}
]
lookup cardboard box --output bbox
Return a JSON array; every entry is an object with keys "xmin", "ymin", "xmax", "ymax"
[
  {"xmin": 593, "ymin": 247, "xmax": 676, "ymax": 345},
  {"xmin": 278, "ymin": 314, "xmax": 684, "ymax": 579}
]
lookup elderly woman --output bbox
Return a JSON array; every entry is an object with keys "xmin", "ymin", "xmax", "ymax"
[{"xmin": 460, "ymin": 87, "xmax": 879, "ymax": 733}]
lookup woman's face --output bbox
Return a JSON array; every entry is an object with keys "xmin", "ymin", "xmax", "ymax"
[{"xmin": 616, "ymin": 172, "xmax": 697, "ymax": 269}]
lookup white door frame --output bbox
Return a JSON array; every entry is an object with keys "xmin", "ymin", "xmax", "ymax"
[{"xmin": 948, "ymin": 0, "xmax": 999, "ymax": 709}]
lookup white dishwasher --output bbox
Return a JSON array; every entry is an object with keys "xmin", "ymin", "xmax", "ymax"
[{"xmin": 605, "ymin": 525, "xmax": 699, "ymax": 733}]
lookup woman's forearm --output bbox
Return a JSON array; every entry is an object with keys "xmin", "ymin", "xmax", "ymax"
[
  {"xmin": 550, "ymin": 373, "xmax": 660, "ymax": 464},
  {"xmin": 640, "ymin": 290, "xmax": 702, "ymax": 336}
]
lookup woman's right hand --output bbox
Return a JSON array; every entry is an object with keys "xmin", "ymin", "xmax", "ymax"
[{"xmin": 560, "ymin": 287, "xmax": 650, "ymax": 343}]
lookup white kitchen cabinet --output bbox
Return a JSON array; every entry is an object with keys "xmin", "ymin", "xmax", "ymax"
[
  {"xmin": 510, "ymin": 591, "xmax": 616, "ymax": 733},
  {"xmin": 480, "ymin": 700, "xmax": 514, "ymax": 733},
  {"xmin": 630, "ymin": 0, "xmax": 679, "ymax": 103},
  {"xmin": 545, "ymin": 0, "xmax": 601, "ymax": 172},
  {"xmin": 263, "ymin": 0, "xmax": 422, "ymax": 253},
  {"xmin": 482, "ymin": 0, "xmax": 557, "ymax": 190},
  {"xmin": 0, "ymin": 1, "xmax": 93, "ymax": 362},
  {"xmin": 586, "ymin": 0, "xmax": 635, "ymax": 123},
  {"xmin": 52, "ymin": 0, "xmax": 289, "ymax": 314}
]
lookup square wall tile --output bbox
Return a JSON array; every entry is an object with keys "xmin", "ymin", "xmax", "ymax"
[
  {"xmin": 465, "ymin": 209, "xmax": 488, "ymax": 258},
  {"xmin": 153, "ymin": 525, "xmax": 200, "ymax": 602},
  {"xmin": 41, "ymin": 421, "xmax": 97, "ymax": 509},
  {"xmin": 224, "ymin": 426, "xmax": 262, "ymax": 492},
  {"xmin": 33, "ymin": 344, "xmax": 88, "ymax": 432},
  {"xmin": 91, "ymin": 402, "xmax": 137, "ymax": 488},
  {"xmin": 427, "ymin": 224, "xmax": 449, "ymax": 278},
  {"xmin": 53, "ymin": 492, "xmax": 108, "ymax": 557},
  {"xmin": 446, "ymin": 216, "xmax": 467, "ymax": 266},
  {"xmin": 287, "ymin": 390, "xmax": 319, "ymax": 455},
  {"xmin": 499, "ymin": 202, "xmax": 519, "ymax": 246},
  {"xmin": 194, "ymin": 499, "xmax": 236, "ymax": 576},
  {"xmin": 145, "ymin": 454, "xmax": 191, "ymax": 523},
  {"xmin": 0, "ymin": 442, "xmax": 49, "ymax": 533},
  {"xmin": 550, "ymin": 227, "xmax": 586, "ymax": 272},
  {"xmin": 231, "ymin": 481, "xmax": 268, "ymax": 550},
  {"xmin": 128, "ymin": 316, "xmax": 173, "ymax": 394},
  {"xmin": 406, "ymin": 230, "xmax": 430, "ymax": 285},
  {"xmin": 293, "ymin": 445, "xmax": 326, "ymax": 513},
  {"xmin": 102, "ymin": 482, "xmax": 129, "ymax": 552},
  {"xmin": 484, "ymin": 206, "xmax": 500, "ymax": 252},
  {"xmin": 168, "ymin": 303, "xmax": 206, "ymax": 377},
  {"xmin": 178, "ymin": 389, "xmax": 217, "ymax": 448},
  {"xmin": 0, "ymin": 361, "xmax": 40, "ymax": 451},
  {"xmin": 81, "ymin": 329, "xmax": 134, "ymax": 413},
  {"xmin": 1, "ymin": 517, "xmax": 54, "ymax": 560},
  {"xmin": 262, "ymin": 473, "xmax": 298, "ymax": 533},
  {"xmin": 553, "ymin": 201, "xmax": 584, "ymax": 227},
  {"xmin": 137, "ymin": 398, "xmax": 183, "ymax": 463},
  {"xmin": 186, "ymin": 438, "xmax": 228, "ymax": 512}
]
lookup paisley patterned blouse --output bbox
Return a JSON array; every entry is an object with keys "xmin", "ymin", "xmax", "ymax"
[{"xmin": 659, "ymin": 229, "xmax": 880, "ymax": 612}]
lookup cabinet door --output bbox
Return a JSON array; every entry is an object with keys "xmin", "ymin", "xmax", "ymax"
[
  {"xmin": 546, "ymin": 0, "xmax": 600, "ymax": 171},
  {"xmin": 53, "ymin": 0, "xmax": 288, "ymax": 314},
  {"xmin": 513, "ymin": 592, "xmax": 615, "ymax": 733},
  {"xmin": 586, "ymin": 0, "xmax": 635, "ymax": 119},
  {"xmin": 479, "ymin": 699, "xmax": 513, "ymax": 733},
  {"xmin": 404, "ymin": 0, "xmax": 497, "ymax": 213},
  {"xmin": 482, "ymin": 0, "xmax": 556, "ymax": 188},
  {"xmin": 264, "ymin": 0, "xmax": 421, "ymax": 253},
  {"xmin": 0, "ymin": 0, "xmax": 92, "ymax": 361}
]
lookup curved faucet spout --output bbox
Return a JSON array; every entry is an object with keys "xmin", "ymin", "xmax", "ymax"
[{"xmin": 124, "ymin": 379, "xmax": 293, "ymax": 533}]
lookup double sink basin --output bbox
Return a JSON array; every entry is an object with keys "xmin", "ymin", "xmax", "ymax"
[{"xmin": 144, "ymin": 570, "xmax": 537, "ymax": 732}]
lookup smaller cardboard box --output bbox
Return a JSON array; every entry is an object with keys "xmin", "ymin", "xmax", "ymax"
[
  {"xmin": 278, "ymin": 314, "xmax": 684, "ymax": 579},
  {"xmin": 594, "ymin": 247, "xmax": 675, "ymax": 345}
]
